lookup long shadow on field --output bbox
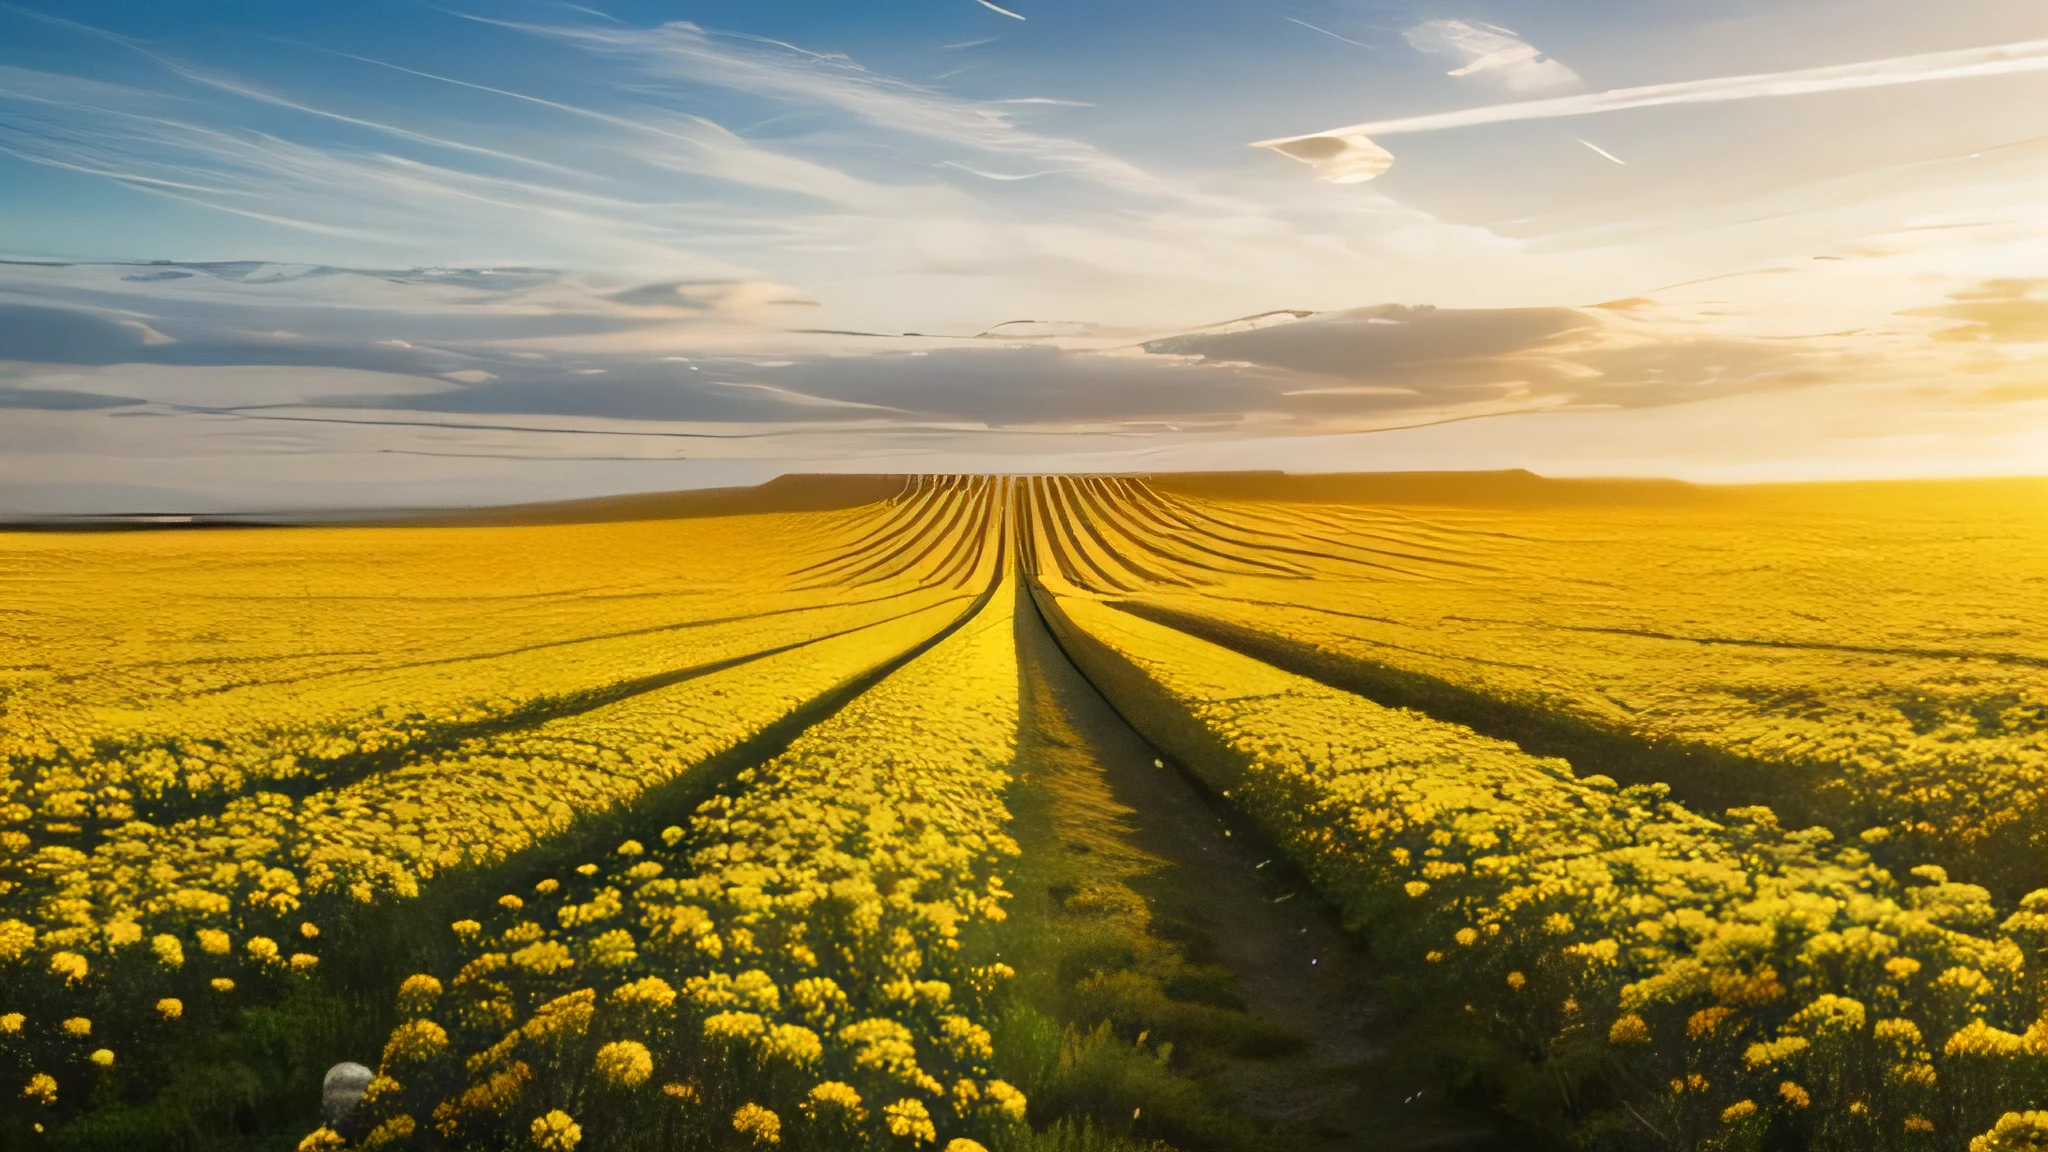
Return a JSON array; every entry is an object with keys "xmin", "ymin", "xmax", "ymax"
[{"xmin": 1001, "ymin": 584, "xmax": 1505, "ymax": 1151}]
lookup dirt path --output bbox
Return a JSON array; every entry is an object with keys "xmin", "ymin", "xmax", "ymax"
[{"xmin": 1010, "ymin": 590, "xmax": 1504, "ymax": 1150}]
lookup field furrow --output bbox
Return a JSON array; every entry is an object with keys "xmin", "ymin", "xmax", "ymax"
[
  {"xmin": 339, "ymin": 495, "xmax": 1022, "ymax": 1151},
  {"xmin": 8, "ymin": 470, "xmax": 2048, "ymax": 1152},
  {"xmin": 1026, "ymin": 561, "xmax": 2048, "ymax": 1148},
  {"xmin": 1044, "ymin": 476, "xmax": 2048, "ymax": 901}
]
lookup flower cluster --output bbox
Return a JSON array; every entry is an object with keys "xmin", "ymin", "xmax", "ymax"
[
  {"xmin": 1038, "ymin": 577, "xmax": 2048, "ymax": 1151},
  {"xmin": 1037, "ymin": 475, "xmax": 2048, "ymax": 900},
  {"xmin": 348, "ymin": 553, "xmax": 1030, "ymax": 1150},
  {"xmin": 0, "ymin": 488, "xmax": 992, "ymax": 1141}
]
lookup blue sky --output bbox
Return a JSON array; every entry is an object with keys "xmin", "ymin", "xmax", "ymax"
[{"xmin": 3, "ymin": 0, "xmax": 2047, "ymax": 512}]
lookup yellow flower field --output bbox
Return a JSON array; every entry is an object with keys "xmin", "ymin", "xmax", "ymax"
[
  {"xmin": 1027, "ymin": 474, "xmax": 2048, "ymax": 897},
  {"xmin": 4, "ymin": 471, "xmax": 2047, "ymax": 1151}
]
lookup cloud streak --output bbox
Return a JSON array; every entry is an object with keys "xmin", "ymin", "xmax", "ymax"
[
  {"xmin": 1257, "ymin": 35, "xmax": 2048, "ymax": 179},
  {"xmin": 972, "ymin": 0, "xmax": 1027, "ymax": 21},
  {"xmin": 1575, "ymin": 137, "xmax": 1625, "ymax": 165}
]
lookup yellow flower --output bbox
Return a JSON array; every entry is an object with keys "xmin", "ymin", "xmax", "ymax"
[
  {"xmin": 105, "ymin": 921, "xmax": 142, "ymax": 948},
  {"xmin": 152, "ymin": 926, "xmax": 185, "ymax": 963},
  {"xmin": 499, "ymin": 895, "xmax": 525, "ymax": 911},
  {"xmin": 733, "ymin": 1102, "xmax": 782, "ymax": 1146},
  {"xmin": 62, "ymin": 1017, "xmax": 91, "ymax": 1037},
  {"xmin": 803, "ymin": 1081, "xmax": 865, "ymax": 1122},
  {"xmin": 0, "ymin": 920, "xmax": 34, "ymax": 961},
  {"xmin": 290, "ymin": 953, "xmax": 319, "ymax": 971},
  {"xmin": 519, "ymin": 990, "xmax": 595, "ymax": 1043},
  {"xmin": 511, "ymin": 940, "xmax": 574, "ymax": 975},
  {"xmin": 382, "ymin": 1019, "xmax": 450, "ymax": 1066},
  {"xmin": 1721, "ymin": 1100, "xmax": 1757, "ymax": 1124},
  {"xmin": 156, "ymin": 999, "xmax": 183, "ymax": 1020},
  {"xmin": 1906, "ymin": 1116, "xmax": 1935, "ymax": 1133},
  {"xmin": 1, "ymin": 1013, "xmax": 23, "ymax": 1034},
  {"xmin": 1505, "ymin": 971, "xmax": 1527, "ymax": 991},
  {"xmin": 452, "ymin": 919, "xmax": 482, "ymax": 938},
  {"xmin": 297, "ymin": 1127, "xmax": 346, "ymax": 1152},
  {"xmin": 945, "ymin": 1142, "xmax": 991, "ymax": 1152},
  {"xmin": 534, "ymin": 879, "xmax": 560, "ymax": 895},
  {"xmin": 1687, "ymin": 1006, "xmax": 1734, "ymax": 1039},
  {"xmin": 594, "ymin": 1040, "xmax": 653, "ymax": 1088},
  {"xmin": 1946, "ymin": 1020, "xmax": 2025, "ymax": 1059},
  {"xmin": 49, "ymin": 952, "xmax": 89, "ymax": 983},
  {"xmin": 23, "ymin": 1072, "xmax": 57, "ymax": 1105},
  {"xmin": 197, "ymin": 929, "xmax": 231, "ymax": 955},
  {"xmin": 885, "ymin": 1098, "xmax": 937, "ymax": 1144},
  {"xmin": 1971, "ymin": 1112, "xmax": 2048, "ymax": 1152},
  {"xmin": 300, "ymin": 922, "xmax": 321, "ymax": 939},
  {"xmin": 588, "ymin": 928, "xmax": 637, "ymax": 968},
  {"xmin": 396, "ymin": 974, "xmax": 443, "ymax": 1015},
  {"xmin": 362, "ymin": 1113, "xmax": 416, "ymax": 1149},
  {"xmin": 1744, "ymin": 1037, "xmax": 1810, "ymax": 1069},
  {"xmin": 530, "ymin": 1109, "xmax": 581, "ymax": 1151},
  {"xmin": 704, "ymin": 1012, "xmax": 767, "ymax": 1044},
  {"xmin": 616, "ymin": 840, "xmax": 644, "ymax": 856},
  {"xmin": 764, "ymin": 1024, "xmax": 824, "ymax": 1067},
  {"xmin": 247, "ymin": 937, "xmax": 281, "ymax": 965},
  {"xmin": 89, "ymin": 1049, "xmax": 114, "ymax": 1068},
  {"xmin": 212, "ymin": 977, "xmax": 236, "ymax": 993},
  {"xmin": 362, "ymin": 1076, "xmax": 402, "ymax": 1107},
  {"xmin": 1608, "ymin": 1014, "xmax": 1651, "ymax": 1045},
  {"xmin": 983, "ymin": 1080, "xmax": 1028, "ymax": 1123},
  {"xmin": 1779, "ymin": 1081, "xmax": 1810, "ymax": 1109},
  {"xmin": 610, "ymin": 976, "xmax": 676, "ymax": 1011}
]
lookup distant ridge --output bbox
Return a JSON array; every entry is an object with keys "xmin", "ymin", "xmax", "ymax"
[
  {"xmin": 1147, "ymin": 470, "xmax": 2048, "ymax": 509},
  {"xmin": 433, "ymin": 470, "xmax": 1713, "ymax": 524},
  {"xmin": 13, "ymin": 471, "xmax": 2036, "ymax": 531},
  {"xmin": 1147, "ymin": 469, "xmax": 1706, "ymax": 508},
  {"xmin": 412, "ymin": 473, "xmax": 917, "ymax": 526}
]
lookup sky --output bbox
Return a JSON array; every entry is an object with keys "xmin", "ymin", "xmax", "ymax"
[{"xmin": 2, "ymin": 0, "xmax": 2046, "ymax": 514}]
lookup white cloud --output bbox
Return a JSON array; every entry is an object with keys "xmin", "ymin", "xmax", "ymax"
[
  {"xmin": 118, "ymin": 318, "xmax": 176, "ymax": 345},
  {"xmin": 1404, "ymin": 20, "xmax": 1581, "ymax": 94},
  {"xmin": 1259, "ymin": 33, "xmax": 2048, "ymax": 181}
]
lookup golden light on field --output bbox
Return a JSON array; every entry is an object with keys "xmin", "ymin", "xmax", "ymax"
[{"xmin": 4, "ymin": 472, "xmax": 2048, "ymax": 1150}]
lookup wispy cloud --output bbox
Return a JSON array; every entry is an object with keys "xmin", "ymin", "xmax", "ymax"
[
  {"xmin": 1575, "ymin": 137, "xmax": 1625, "ymax": 165},
  {"xmin": 1257, "ymin": 35, "xmax": 2048, "ymax": 180},
  {"xmin": 1, "ymin": 3, "xmax": 1546, "ymax": 337},
  {"xmin": 939, "ymin": 160, "xmax": 1082, "ymax": 181},
  {"xmin": 971, "ymin": 0, "xmax": 1027, "ymax": 21},
  {"xmin": 1280, "ymin": 16, "xmax": 1379, "ymax": 52},
  {"xmin": 453, "ymin": 14, "xmax": 1194, "ymax": 205},
  {"xmin": 1403, "ymin": 19, "xmax": 1580, "ymax": 94}
]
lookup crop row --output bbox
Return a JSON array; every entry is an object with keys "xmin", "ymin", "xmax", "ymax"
[
  {"xmin": 0, "ymin": 485, "xmax": 1010, "ymax": 1137},
  {"xmin": 1024, "ymin": 525, "xmax": 2048, "ymax": 1151},
  {"xmin": 1028, "ymin": 475, "xmax": 2048, "ymax": 899},
  {"xmin": 331, "ymin": 546, "xmax": 1025, "ymax": 1151},
  {"xmin": 1, "ymin": 501, "xmax": 954, "ymax": 842}
]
